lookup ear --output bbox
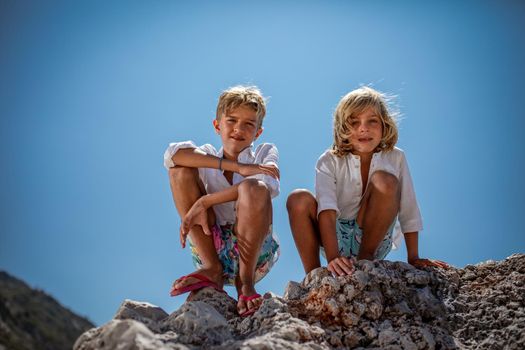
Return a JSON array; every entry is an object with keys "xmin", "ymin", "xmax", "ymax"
[
  {"xmin": 254, "ymin": 127, "xmax": 263, "ymax": 139},
  {"xmin": 213, "ymin": 119, "xmax": 220, "ymax": 134}
]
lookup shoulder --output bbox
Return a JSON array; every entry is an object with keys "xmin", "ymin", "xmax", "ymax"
[
  {"xmin": 254, "ymin": 143, "xmax": 279, "ymax": 159},
  {"xmin": 255, "ymin": 142, "xmax": 278, "ymax": 153},
  {"xmin": 379, "ymin": 147, "xmax": 411, "ymax": 173},
  {"xmin": 317, "ymin": 148, "xmax": 347, "ymax": 162},
  {"xmin": 198, "ymin": 143, "xmax": 219, "ymax": 155},
  {"xmin": 316, "ymin": 149, "xmax": 343, "ymax": 170},
  {"xmin": 382, "ymin": 146, "xmax": 407, "ymax": 160}
]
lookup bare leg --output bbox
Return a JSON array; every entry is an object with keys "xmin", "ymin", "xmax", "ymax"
[
  {"xmin": 286, "ymin": 189, "xmax": 322, "ymax": 274},
  {"xmin": 234, "ymin": 179, "xmax": 272, "ymax": 314},
  {"xmin": 356, "ymin": 171, "xmax": 400, "ymax": 260},
  {"xmin": 168, "ymin": 166, "xmax": 223, "ymax": 291}
]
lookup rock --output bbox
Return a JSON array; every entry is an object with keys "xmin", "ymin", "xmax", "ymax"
[
  {"xmin": 161, "ymin": 301, "xmax": 233, "ymax": 345},
  {"xmin": 0, "ymin": 271, "xmax": 95, "ymax": 350},
  {"xmin": 284, "ymin": 281, "xmax": 307, "ymax": 301},
  {"xmin": 73, "ymin": 319, "xmax": 172, "ymax": 350},
  {"xmin": 114, "ymin": 299, "xmax": 169, "ymax": 332},
  {"xmin": 73, "ymin": 254, "xmax": 525, "ymax": 349}
]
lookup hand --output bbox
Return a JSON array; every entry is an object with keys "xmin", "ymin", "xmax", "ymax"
[
  {"xmin": 409, "ymin": 258, "xmax": 449, "ymax": 269},
  {"xmin": 327, "ymin": 256, "xmax": 354, "ymax": 276},
  {"xmin": 238, "ymin": 163, "xmax": 280, "ymax": 179},
  {"xmin": 180, "ymin": 198, "xmax": 212, "ymax": 248}
]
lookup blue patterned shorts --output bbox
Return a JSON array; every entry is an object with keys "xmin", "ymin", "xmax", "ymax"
[
  {"xmin": 321, "ymin": 218, "xmax": 394, "ymax": 260},
  {"xmin": 189, "ymin": 224, "xmax": 280, "ymax": 286}
]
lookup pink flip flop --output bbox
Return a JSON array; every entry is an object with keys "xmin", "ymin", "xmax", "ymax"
[
  {"xmin": 169, "ymin": 273, "xmax": 224, "ymax": 297},
  {"xmin": 238, "ymin": 293, "xmax": 262, "ymax": 317}
]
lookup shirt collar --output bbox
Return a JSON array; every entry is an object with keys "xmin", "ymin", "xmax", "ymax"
[
  {"xmin": 217, "ymin": 144, "xmax": 255, "ymax": 162},
  {"xmin": 351, "ymin": 150, "xmax": 383, "ymax": 161}
]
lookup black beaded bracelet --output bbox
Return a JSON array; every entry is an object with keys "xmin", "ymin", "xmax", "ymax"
[{"xmin": 218, "ymin": 157, "xmax": 223, "ymax": 171}]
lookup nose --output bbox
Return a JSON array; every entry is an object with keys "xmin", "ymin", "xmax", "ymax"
[
  {"xmin": 357, "ymin": 122, "xmax": 367, "ymax": 132},
  {"xmin": 234, "ymin": 123, "xmax": 245, "ymax": 133}
]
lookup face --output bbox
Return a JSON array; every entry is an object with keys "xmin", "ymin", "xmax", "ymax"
[
  {"xmin": 346, "ymin": 106, "xmax": 383, "ymax": 157},
  {"xmin": 213, "ymin": 104, "xmax": 263, "ymax": 158}
]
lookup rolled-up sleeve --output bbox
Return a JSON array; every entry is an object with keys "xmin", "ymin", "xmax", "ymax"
[
  {"xmin": 398, "ymin": 152, "xmax": 423, "ymax": 233},
  {"xmin": 315, "ymin": 152, "xmax": 339, "ymax": 217},
  {"xmin": 163, "ymin": 140, "xmax": 197, "ymax": 169},
  {"xmin": 246, "ymin": 144, "xmax": 280, "ymax": 198}
]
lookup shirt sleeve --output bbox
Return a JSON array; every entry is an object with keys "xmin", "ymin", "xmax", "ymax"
[
  {"xmin": 245, "ymin": 143, "xmax": 280, "ymax": 198},
  {"xmin": 162, "ymin": 140, "xmax": 197, "ymax": 169},
  {"xmin": 315, "ymin": 151, "xmax": 340, "ymax": 217},
  {"xmin": 398, "ymin": 152, "xmax": 424, "ymax": 233}
]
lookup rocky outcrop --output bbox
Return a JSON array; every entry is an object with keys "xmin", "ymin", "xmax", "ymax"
[
  {"xmin": 74, "ymin": 254, "xmax": 525, "ymax": 349},
  {"xmin": 0, "ymin": 271, "xmax": 95, "ymax": 350}
]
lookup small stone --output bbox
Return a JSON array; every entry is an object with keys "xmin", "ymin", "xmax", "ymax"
[
  {"xmin": 378, "ymin": 329, "xmax": 399, "ymax": 347},
  {"xmin": 284, "ymin": 281, "xmax": 306, "ymax": 301}
]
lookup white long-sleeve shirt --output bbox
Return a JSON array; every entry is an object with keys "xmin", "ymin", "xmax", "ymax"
[
  {"xmin": 315, "ymin": 147, "xmax": 423, "ymax": 248},
  {"xmin": 163, "ymin": 141, "xmax": 280, "ymax": 226}
]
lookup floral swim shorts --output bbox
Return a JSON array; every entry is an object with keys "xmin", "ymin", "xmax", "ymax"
[
  {"xmin": 321, "ymin": 218, "xmax": 394, "ymax": 260},
  {"xmin": 189, "ymin": 224, "xmax": 280, "ymax": 286}
]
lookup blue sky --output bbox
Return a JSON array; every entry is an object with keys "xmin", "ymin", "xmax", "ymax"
[{"xmin": 1, "ymin": 1, "xmax": 524, "ymax": 326}]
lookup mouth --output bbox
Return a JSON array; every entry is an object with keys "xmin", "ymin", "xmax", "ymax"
[
  {"xmin": 230, "ymin": 136, "xmax": 245, "ymax": 142},
  {"xmin": 357, "ymin": 137, "xmax": 374, "ymax": 142}
]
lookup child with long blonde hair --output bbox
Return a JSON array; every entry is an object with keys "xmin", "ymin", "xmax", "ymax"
[{"xmin": 287, "ymin": 87, "xmax": 447, "ymax": 276}]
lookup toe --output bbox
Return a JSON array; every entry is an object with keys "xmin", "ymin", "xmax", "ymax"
[
  {"xmin": 237, "ymin": 299, "xmax": 247, "ymax": 315},
  {"xmin": 250, "ymin": 296, "xmax": 262, "ymax": 310}
]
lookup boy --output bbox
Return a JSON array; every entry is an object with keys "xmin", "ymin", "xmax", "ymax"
[{"xmin": 163, "ymin": 86, "xmax": 280, "ymax": 316}]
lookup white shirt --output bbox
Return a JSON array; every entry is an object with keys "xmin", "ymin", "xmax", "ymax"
[
  {"xmin": 163, "ymin": 141, "xmax": 280, "ymax": 226},
  {"xmin": 315, "ymin": 147, "xmax": 423, "ymax": 248}
]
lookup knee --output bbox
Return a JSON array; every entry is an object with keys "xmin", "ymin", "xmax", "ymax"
[
  {"xmin": 238, "ymin": 179, "xmax": 271, "ymax": 208},
  {"xmin": 286, "ymin": 189, "xmax": 317, "ymax": 215},
  {"xmin": 370, "ymin": 171, "xmax": 399, "ymax": 195},
  {"xmin": 168, "ymin": 166, "xmax": 198, "ymax": 185}
]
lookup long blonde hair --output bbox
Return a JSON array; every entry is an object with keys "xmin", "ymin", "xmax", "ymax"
[{"xmin": 332, "ymin": 87, "xmax": 398, "ymax": 157}]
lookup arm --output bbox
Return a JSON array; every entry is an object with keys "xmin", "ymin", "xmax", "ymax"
[
  {"xmin": 200, "ymin": 183, "xmax": 239, "ymax": 208},
  {"xmin": 404, "ymin": 231, "xmax": 420, "ymax": 264},
  {"xmin": 315, "ymin": 153, "xmax": 354, "ymax": 275},
  {"xmin": 172, "ymin": 148, "xmax": 241, "ymax": 173},
  {"xmin": 397, "ymin": 152, "xmax": 448, "ymax": 268},
  {"xmin": 243, "ymin": 144, "xmax": 280, "ymax": 197},
  {"xmin": 318, "ymin": 209, "xmax": 339, "ymax": 262},
  {"xmin": 179, "ymin": 184, "xmax": 240, "ymax": 248},
  {"xmin": 319, "ymin": 209, "xmax": 354, "ymax": 275},
  {"xmin": 171, "ymin": 147, "xmax": 279, "ymax": 179},
  {"xmin": 404, "ymin": 231, "xmax": 449, "ymax": 268}
]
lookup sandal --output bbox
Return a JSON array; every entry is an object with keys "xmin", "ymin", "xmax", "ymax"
[
  {"xmin": 238, "ymin": 293, "xmax": 262, "ymax": 317},
  {"xmin": 170, "ymin": 273, "xmax": 224, "ymax": 297}
]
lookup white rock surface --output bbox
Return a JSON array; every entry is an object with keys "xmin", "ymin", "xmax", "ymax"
[{"xmin": 74, "ymin": 254, "xmax": 525, "ymax": 349}]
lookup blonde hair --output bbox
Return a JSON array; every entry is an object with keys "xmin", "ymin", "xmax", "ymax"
[
  {"xmin": 216, "ymin": 85, "xmax": 267, "ymax": 128},
  {"xmin": 331, "ymin": 86, "xmax": 398, "ymax": 157}
]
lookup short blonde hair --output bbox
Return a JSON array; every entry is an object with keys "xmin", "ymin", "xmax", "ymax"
[
  {"xmin": 216, "ymin": 85, "xmax": 267, "ymax": 128},
  {"xmin": 331, "ymin": 86, "xmax": 398, "ymax": 157}
]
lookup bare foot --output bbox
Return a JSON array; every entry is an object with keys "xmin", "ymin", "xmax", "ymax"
[{"xmin": 235, "ymin": 281, "xmax": 262, "ymax": 316}]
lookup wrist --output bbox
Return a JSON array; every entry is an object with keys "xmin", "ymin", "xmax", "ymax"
[
  {"xmin": 233, "ymin": 161, "xmax": 242, "ymax": 173},
  {"xmin": 326, "ymin": 253, "xmax": 341, "ymax": 263},
  {"xmin": 223, "ymin": 159, "xmax": 240, "ymax": 173},
  {"xmin": 199, "ymin": 195, "xmax": 212, "ymax": 209},
  {"xmin": 407, "ymin": 255, "xmax": 420, "ymax": 264}
]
